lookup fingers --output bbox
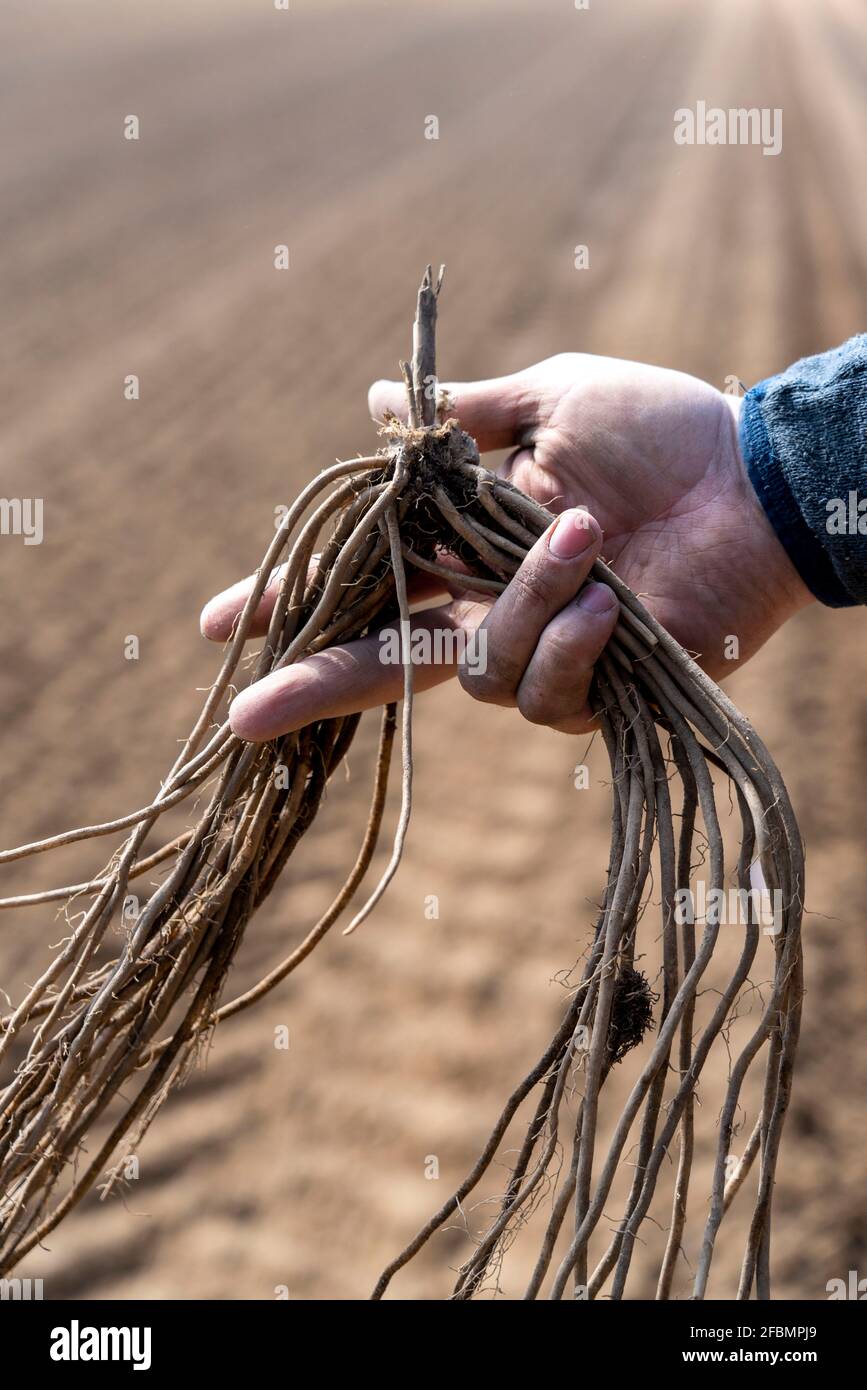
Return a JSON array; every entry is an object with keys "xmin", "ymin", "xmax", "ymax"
[
  {"xmin": 228, "ymin": 601, "xmax": 484, "ymax": 742},
  {"xmin": 369, "ymin": 368, "xmax": 541, "ymax": 453},
  {"xmin": 228, "ymin": 510, "xmax": 618, "ymax": 741},
  {"xmin": 458, "ymin": 508, "xmax": 618, "ymax": 733},
  {"xmin": 223, "ymin": 510, "xmax": 618, "ymax": 742},
  {"xmin": 499, "ymin": 446, "xmax": 567, "ymax": 514},
  {"xmin": 515, "ymin": 582, "xmax": 619, "ymax": 733},
  {"xmin": 201, "ymin": 562, "xmax": 444, "ymax": 643},
  {"xmin": 460, "ymin": 509, "xmax": 599, "ymax": 695},
  {"xmin": 200, "ymin": 565, "xmax": 286, "ymax": 642}
]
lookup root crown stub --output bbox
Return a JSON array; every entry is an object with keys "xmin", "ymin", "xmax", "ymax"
[
  {"xmin": 0, "ymin": 268, "xmax": 804, "ymax": 1303},
  {"xmin": 380, "ymin": 416, "xmax": 481, "ymax": 542}
]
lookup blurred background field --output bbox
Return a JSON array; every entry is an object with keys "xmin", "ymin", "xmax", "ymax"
[{"xmin": 1, "ymin": 0, "xmax": 866, "ymax": 1298}]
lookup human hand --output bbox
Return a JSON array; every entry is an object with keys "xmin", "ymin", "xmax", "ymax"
[{"xmin": 202, "ymin": 354, "xmax": 813, "ymax": 741}]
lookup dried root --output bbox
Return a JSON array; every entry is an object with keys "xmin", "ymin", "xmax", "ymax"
[{"xmin": 0, "ymin": 269, "xmax": 803, "ymax": 1300}]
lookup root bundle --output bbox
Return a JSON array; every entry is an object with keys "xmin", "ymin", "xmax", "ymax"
[{"xmin": 0, "ymin": 270, "xmax": 803, "ymax": 1298}]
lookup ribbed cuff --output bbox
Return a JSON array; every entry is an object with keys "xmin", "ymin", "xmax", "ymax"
[{"xmin": 740, "ymin": 385, "xmax": 855, "ymax": 608}]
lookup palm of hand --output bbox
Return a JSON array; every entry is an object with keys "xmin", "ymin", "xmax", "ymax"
[{"xmin": 498, "ymin": 356, "xmax": 801, "ymax": 677}]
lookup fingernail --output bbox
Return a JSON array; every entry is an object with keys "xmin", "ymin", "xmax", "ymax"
[
  {"xmin": 548, "ymin": 509, "xmax": 598, "ymax": 560},
  {"xmin": 577, "ymin": 581, "xmax": 617, "ymax": 615}
]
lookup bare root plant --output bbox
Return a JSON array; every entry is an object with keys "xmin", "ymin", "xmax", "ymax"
[{"xmin": 0, "ymin": 270, "xmax": 803, "ymax": 1298}]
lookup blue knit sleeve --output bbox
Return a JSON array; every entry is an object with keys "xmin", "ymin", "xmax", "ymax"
[{"xmin": 739, "ymin": 334, "xmax": 867, "ymax": 607}]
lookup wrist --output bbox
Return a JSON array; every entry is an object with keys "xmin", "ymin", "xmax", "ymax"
[{"xmin": 724, "ymin": 391, "xmax": 816, "ymax": 622}]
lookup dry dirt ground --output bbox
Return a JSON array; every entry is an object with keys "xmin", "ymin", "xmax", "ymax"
[{"xmin": 1, "ymin": 0, "xmax": 866, "ymax": 1299}]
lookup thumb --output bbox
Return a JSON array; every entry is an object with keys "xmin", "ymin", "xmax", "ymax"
[{"xmin": 368, "ymin": 368, "xmax": 539, "ymax": 454}]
